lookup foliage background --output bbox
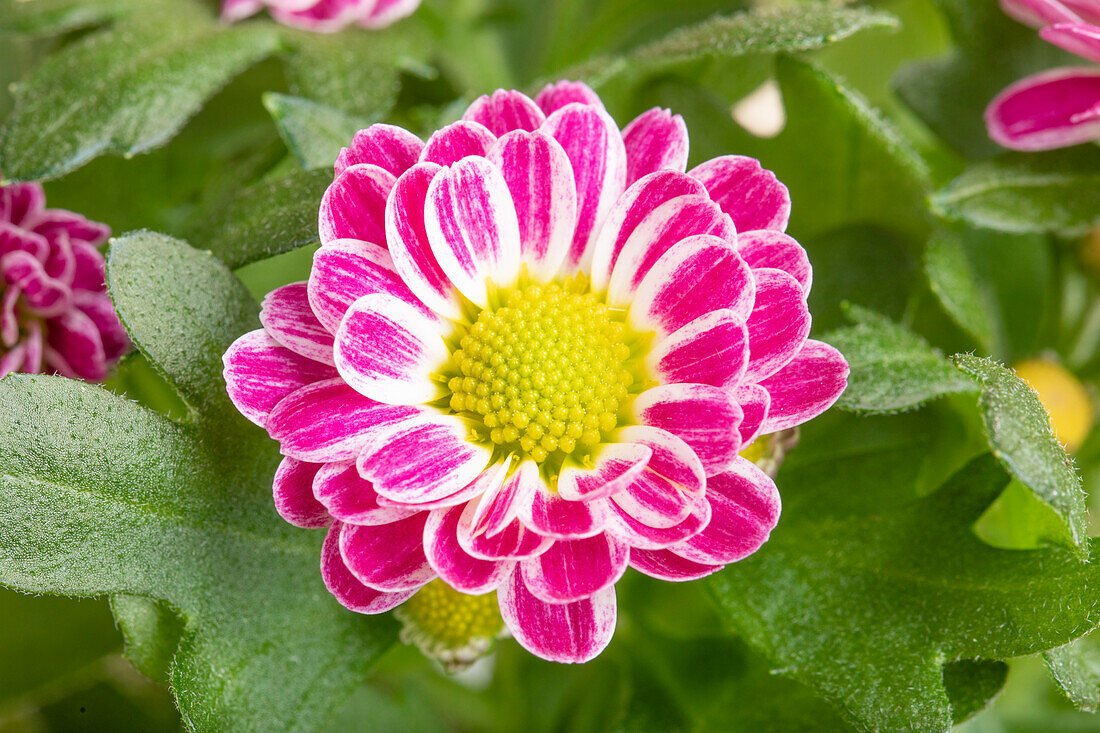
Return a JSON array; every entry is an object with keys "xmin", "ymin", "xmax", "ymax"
[{"xmin": 0, "ymin": 0, "xmax": 1099, "ymax": 730}]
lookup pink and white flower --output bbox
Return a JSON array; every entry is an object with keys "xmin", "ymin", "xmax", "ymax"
[
  {"xmin": 223, "ymin": 82, "xmax": 849, "ymax": 663},
  {"xmin": 1, "ymin": 178, "xmax": 127, "ymax": 381},
  {"xmin": 986, "ymin": 0, "xmax": 1100, "ymax": 150},
  {"xmin": 221, "ymin": 0, "xmax": 420, "ymax": 31}
]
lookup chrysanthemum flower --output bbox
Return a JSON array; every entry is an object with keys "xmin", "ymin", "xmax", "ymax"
[
  {"xmin": 1, "ymin": 178, "xmax": 127, "ymax": 381},
  {"xmin": 986, "ymin": 0, "xmax": 1100, "ymax": 150},
  {"xmin": 221, "ymin": 0, "xmax": 420, "ymax": 31},
  {"xmin": 223, "ymin": 82, "xmax": 849, "ymax": 663}
]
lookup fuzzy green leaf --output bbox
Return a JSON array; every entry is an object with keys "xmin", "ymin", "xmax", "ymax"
[
  {"xmin": 1046, "ymin": 631, "xmax": 1100, "ymax": 712},
  {"xmin": 110, "ymin": 595, "xmax": 185, "ymax": 686},
  {"xmin": 932, "ymin": 150, "xmax": 1100, "ymax": 238},
  {"xmin": 954, "ymin": 354, "xmax": 1089, "ymax": 555},
  {"xmin": 264, "ymin": 93, "xmax": 366, "ymax": 171}
]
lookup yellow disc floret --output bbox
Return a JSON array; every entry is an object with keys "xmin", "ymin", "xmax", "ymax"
[
  {"xmin": 1015, "ymin": 358, "xmax": 1094, "ymax": 453},
  {"xmin": 442, "ymin": 278, "xmax": 639, "ymax": 465},
  {"xmin": 394, "ymin": 579, "xmax": 505, "ymax": 671}
]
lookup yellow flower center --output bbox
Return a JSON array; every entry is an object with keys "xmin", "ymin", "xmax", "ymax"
[{"xmin": 1014, "ymin": 358, "xmax": 1094, "ymax": 452}]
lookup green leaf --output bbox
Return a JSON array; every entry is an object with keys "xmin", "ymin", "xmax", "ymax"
[
  {"xmin": 942, "ymin": 660, "xmax": 1010, "ymax": 724},
  {"xmin": 0, "ymin": 0, "xmax": 139, "ymax": 36},
  {"xmin": 924, "ymin": 226, "xmax": 1052, "ymax": 360},
  {"xmin": 0, "ymin": 231, "xmax": 396, "ymax": 732},
  {"xmin": 110, "ymin": 594, "xmax": 185, "ymax": 685},
  {"xmin": 709, "ymin": 450, "xmax": 1100, "ymax": 732},
  {"xmin": 1046, "ymin": 631, "xmax": 1100, "ymax": 712},
  {"xmin": 932, "ymin": 150, "xmax": 1100, "ymax": 239},
  {"xmin": 824, "ymin": 306, "xmax": 977, "ymax": 414},
  {"xmin": 0, "ymin": 2, "xmax": 280, "ymax": 181},
  {"xmin": 953, "ymin": 355, "xmax": 1089, "ymax": 556},
  {"xmin": 263, "ymin": 93, "xmax": 366, "ymax": 172},
  {"xmin": 194, "ymin": 169, "xmax": 332, "ymax": 269}
]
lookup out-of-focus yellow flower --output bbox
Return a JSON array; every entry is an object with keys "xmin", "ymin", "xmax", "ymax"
[
  {"xmin": 1014, "ymin": 358, "xmax": 1094, "ymax": 452},
  {"xmin": 394, "ymin": 579, "xmax": 505, "ymax": 671}
]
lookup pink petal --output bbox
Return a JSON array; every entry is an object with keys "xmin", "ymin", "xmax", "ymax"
[
  {"xmin": 647, "ymin": 310, "xmax": 749, "ymax": 389},
  {"xmin": 31, "ymin": 209, "xmax": 110, "ymax": 246},
  {"xmin": 464, "ymin": 89, "xmax": 547, "ymax": 136},
  {"xmin": 0, "ymin": 341, "xmax": 25, "ymax": 378},
  {"xmin": 1, "ymin": 286, "xmax": 20, "ymax": 347},
  {"xmin": 222, "ymin": 0, "xmax": 264, "ymax": 21},
  {"xmin": 588, "ymin": 170, "xmax": 708, "ymax": 291},
  {"xmin": 671, "ymin": 457, "xmax": 780, "ymax": 565},
  {"xmin": 72, "ymin": 291, "xmax": 128, "ymax": 363},
  {"xmin": 45, "ymin": 308, "xmax": 106, "ymax": 381},
  {"xmin": 267, "ymin": 378, "xmax": 422, "ymax": 462},
  {"xmin": 313, "ymin": 460, "xmax": 420, "ymax": 525},
  {"xmin": 744, "ymin": 268, "xmax": 811, "ymax": 382},
  {"xmin": 360, "ymin": 0, "xmax": 421, "ymax": 27},
  {"xmin": 272, "ymin": 457, "xmax": 331, "ymax": 528},
  {"xmin": 557, "ymin": 442, "xmax": 652, "ymax": 502},
  {"xmin": 520, "ymin": 534, "xmax": 629, "ymax": 603},
  {"xmin": 69, "ymin": 241, "xmax": 107, "ymax": 292},
  {"xmin": 1042, "ymin": 23, "xmax": 1100, "ymax": 64},
  {"xmin": 468, "ymin": 458, "xmax": 536, "ymax": 538},
  {"xmin": 42, "ymin": 229, "xmax": 75, "ymax": 284},
  {"xmin": 424, "ymin": 504, "xmax": 515, "ymax": 593},
  {"xmin": 357, "ymin": 415, "xmax": 491, "ymax": 504},
  {"xmin": 425, "ymin": 156, "xmax": 521, "ymax": 305},
  {"xmin": 758, "ymin": 339, "xmax": 849, "ymax": 433},
  {"xmin": 541, "ymin": 103, "xmax": 627, "ymax": 272},
  {"xmin": 616, "ymin": 424, "xmax": 705, "ymax": 494},
  {"xmin": 604, "ymin": 489, "xmax": 711, "ymax": 550},
  {"xmin": 0, "ymin": 222, "xmax": 49, "ymax": 261},
  {"xmin": 386, "ymin": 162, "xmax": 463, "ymax": 320},
  {"xmin": 419, "ymin": 120, "xmax": 497, "ymax": 166},
  {"xmin": 260, "ymin": 282, "xmax": 335, "ymax": 366},
  {"xmin": 0, "ymin": 182, "xmax": 45, "ymax": 227},
  {"xmin": 322, "ymin": 522, "xmax": 418, "ymax": 613},
  {"xmin": 458, "ymin": 503, "xmax": 553, "ymax": 560},
  {"xmin": 737, "ymin": 230, "xmax": 812, "ymax": 295},
  {"xmin": 534, "ymin": 80, "xmax": 605, "ymax": 116},
  {"xmin": 309, "ymin": 239, "xmax": 430, "ymax": 335},
  {"xmin": 21, "ymin": 320, "xmax": 43, "ymax": 373},
  {"xmin": 520, "ymin": 481, "xmax": 611, "ymax": 539},
  {"xmin": 689, "ymin": 155, "xmax": 791, "ymax": 233},
  {"xmin": 318, "ymin": 163, "xmax": 395, "ymax": 246},
  {"xmin": 340, "ymin": 513, "xmax": 437, "ymax": 592},
  {"xmin": 487, "ymin": 130, "xmax": 577, "ymax": 279},
  {"xmin": 499, "ymin": 568, "xmax": 616, "ymax": 663},
  {"xmin": 629, "ymin": 549, "xmax": 722, "ymax": 582},
  {"xmin": 334, "ymin": 292, "xmax": 448, "ymax": 404},
  {"xmin": 2, "ymin": 250, "xmax": 71, "ymax": 317},
  {"xmin": 223, "ymin": 330, "xmax": 337, "ymax": 428},
  {"xmin": 735, "ymin": 383, "xmax": 770, "ymax": 447},
  {"xmin": 1000, "ymin": 0, "xmax": 1089, "ymax": 28},
  {"xmin": 610, "ymin": 468, "xmax": 694, "ymax": 528},
  {"xmin": 628, "ymin": 234, "xmax": 754, "ymax": 336},
  {"xmin": 985, "ymin": 67, "xmax": 1100, "ymax": 150},
  {"xmin": 270, "ymin": 0, "xmax": 364, "ymax": 32},
  {"xmin": 633, "ymin": 384, "xmax": 743, "ymax": 476},
  {"xmin": 606, "ymin": 196, "xmax": 735, "ymax": 305},
  {"xmin": 334, "ymin": 124, "xmax": 424, "ymax": 177},
  {"xmin": 621, "ymin": 108, "xmax": 689, "ymax": 185}
]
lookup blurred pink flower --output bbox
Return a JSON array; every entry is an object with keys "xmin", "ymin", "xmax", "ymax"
[
  {"xmin": 223, "ymin": 82, "xmax": 849, "ymax": 663},
  {"xmin": 0, "ymin": 179, "xmax": 127, "ymax": 381},
  {"xmin": 221, "ymin": 0, "xmax": 420, "ymax": 31},
  {"xmin": 986, "ymin": 0, "xmax": 1100, "ymax": 150}
]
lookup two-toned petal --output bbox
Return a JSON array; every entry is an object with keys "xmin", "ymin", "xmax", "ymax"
[{"xmin": 499, "ymin": 569, "xmax": 616, "ymax": 663}]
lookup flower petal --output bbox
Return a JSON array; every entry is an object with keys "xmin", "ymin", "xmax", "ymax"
[
  {"xmin": 1042, "ymin": 22, "xmax": 1100, "ymax": 63},
  {"xmin": 72, "ymin": 291, "xmax": 128, "ymax": 363},
  {"xmin": 541, "ymin": 103, "xmax": 627, "ymax": 272},
  {"xmin": 610, "ymin": 468, "xmax": 694, "ymax": 529},
  {"xmin": 0, "ymin": 182, "xmax": 45, "ymax": 227},
  {"xmin": 0, "ymin": 221, "xmax": 49, "ymax": 261},
  {"xmin": 499, "ymin": 568, "xmax": 616, "ymax": 663},
  {"xmin": 31, "ymin": 209, "xmax": 110, "ymax": 246},
  {"xmin": 629, "ymin": 548, "xmax": 722, "ymax": 581},
  {"xmin": 759, "ymin": 339, "xmax": 849, "ymax": 433},
  {"xmin": 606, "ymin": 196, "xmax": 735, "ymax": 306},
  {"xmin": 360, "ymin": 0, "xmax": 421, "ymax": 27},
  {"xmin": 488, "ymin": 130, "xmax": 578, "ymax": 279},
  {"xmin": 322, "ymin": 523, "xmax": 418, "ymax": 613},
  {"xmin": 458, "ymin": 503, "xmax": 554, "ymax": 560},
  {"xmin": 616, "ymin": 424, "xmax": 705, "ymax": 494},
  {"xmin": 605, "ymin": 489, "xmax": 710, "ymax": 550},
  {"xmin": 468, "ymin": 457, "xmax": 536, "ymax": 538},
  {"xmin": 267, "ymin": 378, "xmax": 421, "ymax": 462},
  {"xmin": 534, "ymin": 80, "xmax": 604, "ymax": 115},
  {"xmin": 737, "ymin": 230, "xmax": 812, "ymax": 295},
  {"xmin": 2, "ymin": 250, "xmax": 70, "ymax": 317},
  {"xmin": 629, "ymin": 234, "xmax": 754, "ymax": 336},
  {"xmin": 1000, "ymin": 0, "xmax": 1089, "ymax": 28},
  {"xmin": 743, "ymin": 268, "xmax": 811, "ymax": 382},
  {"xmin": 335, "ymin": 123, "xmax": 424, "ymax": 177},
  {"xmin": 647, "ymin": 310, "xmax": 749, "ymax": 389},
  {"xmin": 259, "ymin": 282, "xmax": 335, "ymax": 366},
  {"xmin": 735, "ymin": 383, "xmax": 771, "ymax": 447},
  {"xmin": 985, "ymin": 66, "xmax": 1100, "ymax": 151},
  {"xmin": 340, "ymin": 513, "xmax": 437, "ymax": 592},
  {"xmin": 314, "ymin": 460, "xmax": 420, "ymax": 525},
  {"xmin": 520, "ymin": 534, "xmax": 629, "ymax": 603},
  {"xmin": 223, "ymin": 330, "xmax": 338, "ymax": 428},
  {"xmin": 520, "ymin": 481, "xmax": 611, "ymax": 539},
  {"xmin": 557, "ymin": 442, "xmax": 652, "ymax": 502},
  {"xmin": 425, "ymin": 156, "xmax": 522, "ymax": 305},
  {"xmin": 419, "ymin": 120, "xmax": 497, "ymax": 166},
  {"xmin": 334, "ymin": 292, "xmax": 448, "ymax": 405},
  {"xmin": 272, "ymin": 457, "xmax": 331, "ymax": 528},
  {"xmin": 633, "ymin": 384, "xmax": 743, "ymax": 476},
  {"xmin": 357, "ymin": 415, "xmax": 492, "ymax": 504},
  {"xmin": 689, "ymin": 155, "xmax": 791, "ymax": 232},
  {"xmin": 621, "ymin": 108, "xmax": 689, "ymax": 184},
  {"xmin": 464, "ymin": 89, "xmax": 547, "ymax": 136},
  {"xmin": 588, "ymin": 170, "xmax": 708, "ymax": 291},
  {"xmin": 671, "ymin": 457, "xmax": 780, "ymax": 565},
  {"xmin": 424, "ymin": 504, "xmax": 515, "ymax": 593},
  {"xmin": 386, "ymin": 162, "xmax": 464, "ymax": 320},
  {"xmin": 318, "ymin": 163, "xmax": 395, "ymax": 246},
  {"xmin": 45, "ymin": 307, "xmax": 106, "ymax": 381}
]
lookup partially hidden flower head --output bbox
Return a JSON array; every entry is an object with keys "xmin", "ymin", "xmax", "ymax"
[
  {"xmin": 221, "ymin": 0, "xmax": 420, "ymax": 31},
  {"xmin": 223, "ymin": 81, "xmax": 850, "ymax": 663},
  {"xmin": 986, "ymin": 0, "xmax": 1100, "ymax": 150},
  {"xmin": 1, "ymin": 177, "xmax": 127, "ymax": 381}
]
